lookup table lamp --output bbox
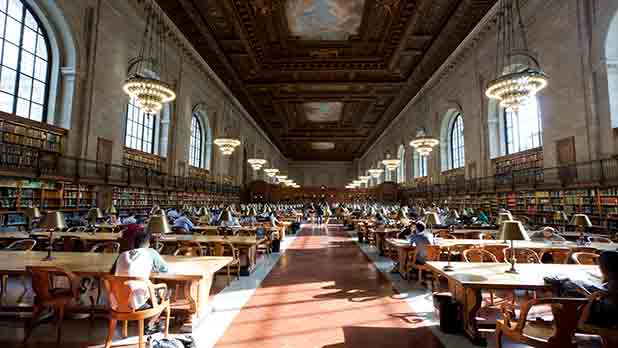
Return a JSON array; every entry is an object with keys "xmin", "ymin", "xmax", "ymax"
[
  {"xmin": 87, "ymin": 207, "xmax": 104, "ymax": 228},
  {"xmin": 150, "ymin": 205, "xmax": 161, "ymax": 216},
  {"xmin": 40, "ymin": 211, "xmax": 67, "ymax": 261},
  {"xmin": 498, "ymin": 221, "xmax": 530, "ymax": 274},
  {"xmin": 571, "ymin": 214, "xmax": 592, "ymax": 244},
  {"xmin": 24, "ymin": 206, "xmax": 41, "ymax": 231},
  {"xmin": 424, "ymin": 212, "xmax": 441, "ymax": 243}
]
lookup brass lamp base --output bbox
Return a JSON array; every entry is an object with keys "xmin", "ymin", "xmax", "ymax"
[
  {"xmin": 505, "ymin": 259, "xmax": 518, "ymax": 274},
  {"xmin": 443, "ymin": 264, "xmax": 454, "ymax": 272}
]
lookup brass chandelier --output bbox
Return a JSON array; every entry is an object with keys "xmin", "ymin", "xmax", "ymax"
[
  {"xmin": 368, "ymin": 168, "xmax": 382, "ymax": 178},
  {"xmin": 485, "ymin": 0, "xmax": 548, "ymax": 111},
  {"xmin": 123, "ymin": 0, "xmax": 176, "ymax": 114},
  {"xmin": 410, "ymin": 129, "xmax": 439, "ymax": 157},
  {"xmin": 381, "ymin": 151, "xmax": 400, "ymax": 171}
]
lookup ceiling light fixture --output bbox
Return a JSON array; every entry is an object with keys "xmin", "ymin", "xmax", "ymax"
[
  {"xmin": 123, "ymin": 0, "xmax": 176, "ymax": 114},
  {"xmin": 485, "ymin": 0, "xmax": 548, "ymax": 111},
  {"xmin": 248, "ymin": 158, "xmax": 267, "ymax": 171},
  {"xmin": 264, "ymin": 168, "xmax": 279, "ymax": 177},
  {"xmin": 410, "ymin": 129, "xmax": 439, "ymax": 157},
  {"xmin": 368, "ymin": 168, "xmax": 382, "ymax": 178},
  {"xmin": 381, "ymin": 151, "xmax": 400, "ymax": 171}
]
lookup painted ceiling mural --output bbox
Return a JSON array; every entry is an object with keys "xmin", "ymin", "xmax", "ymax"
[
  {"xmin": 304, "ymin": 102, "xmax": 343, "ymax": 122},
  {"xmin": 286, "ymin": 0, "xmax": 366, "ymax": 41}
]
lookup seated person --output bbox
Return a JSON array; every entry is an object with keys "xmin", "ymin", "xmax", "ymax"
[
  {"xmin": 476, "ymin": 210, "xmax": 490, "ymax": 224},
  {"xmin": 166, "ymin": 208, "xmax": 180, "ymax": 220},
  {"xmin": 241, "ymin": 214, "xmax": 258, "ymax": 226},
  {"xmin": 443, "ymin": 210, "xmax": 460, "ymax": 226},
  {"xmin": 407, "ymin": 221, "xmax": 434, "ymax": 265},
  {"xmin": 122, "ymin": 213, "xmax": 137, "ymax": 225},
  {"xmin": 269, "ymin": 212, "xmax": 280, "ymax": 227},
  {"xmin": 172, "ymin": 210, "xmax": 194, "ymax": 233},
  {"xmin": 529, "ymin": 226, "xmax": 566, "ymax": 242},
  {"xmin": 546, "ymin": 251, "xmax": 618, "ymax": 330},
  {"xmin": 110, "ymin": 230, "xmax": 169, "ymax": 333},
  {"xmin": 220, "ymin": 214, "xmax": 241, "ymax": 228}
]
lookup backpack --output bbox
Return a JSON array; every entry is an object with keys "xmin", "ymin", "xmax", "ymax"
[{"xmin": 148, "ymin": 336, "xmax": 196, "ymax": 348}]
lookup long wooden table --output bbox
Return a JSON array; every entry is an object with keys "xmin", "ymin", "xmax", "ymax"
[
  {"xmin": 0, "ymin": 232, "xmax": 267, "ymax": 275},
  {"xmin": 425, "ymin": 262, "xmax": 601, "ymax": 344},
  {"xmin": 0, "ymin": 250, "xmax": 231, "ymax": 331},
  {"xmin": 386, "ymin": 238, "xmax": 616, "ymax": 279}
]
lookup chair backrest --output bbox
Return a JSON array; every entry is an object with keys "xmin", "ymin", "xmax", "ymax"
[
  {"xmin": 89, "ymin": 241, "xmax": 120, "ymax": 253},
  {"xmin": 538, "ymin": 248, "xmax": 571, "ymax": 264},
  {"xmin": 449, "ymin": 244, "xmax": 474, "ymax": 254},
  {"xmin": 173, "ymin": 243, "xmax": 203, "ymax": 256},
  {"xmin": 218, "ymin": 227, "xmax": 236, "ymax": 236},
  {"xmin": 61, "ymin": 236, "xmax": 85, "ymax": 251},
  {"xmin": 153, "ymin": 240, "xmax": 165, "ymax": 253},
  {"xmin": 436, "ymin": 231, "xmax": 457, "ymax": 239},
  {"xmin": 463, "ymin": 248, "xmax": 498, "ymax": 263},
  {"xmin": 479, "ymin": 233, "xmax": 495, "ymax": 240},
  {"xmin": 483, "ymin": 244, "xmax": 510, "ymax": 262},
  {"xmin": 211, "ymin": 241, "xmax": 239, "ymax": 260},
  {"xmin": 5, "ymin": 238, "xmax": 36, "ymax": 251},
  {"xmin": 172, "ymin": 226, "xmax": 190, "ymax": 234},
  {"xmin": 463, "ymin": 231, "xmax": 483, "ymax": 239},
  {"xmin": 101, "ymin": 275, "xmax": 152, "ymax": 313},
  {"xmin": 423, "ymin": 245, "xmax": 441, "ymax": 262},
  {"xmin": 236, "ymin": 230, "xmax": 256, "ymax": 237},
  {"xmin": 26, "ymin": 266, "xmax": 79, "ymax": 303},
  {"xmin": 504, "ymin": 247, "xmax": 541, "ymax": 264},
  {"xmin": 587, "ymin": 237, "xmax": 613, "ymax": 244},
  {"xmin": 572, "ymin": 252, "xmax": 599, "ymax": 265},
  {"xmin": 201, "ymin": 229, "xmax": 219, "ymax": 236}
]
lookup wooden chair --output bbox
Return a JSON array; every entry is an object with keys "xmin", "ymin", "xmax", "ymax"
[
  {"xmin": 463, "ymin": 248, "xmax": 498, "ymax": 263},
  {"xmin": 588, "ymin": 237, "xmax": 613, "ymax": 244},
  {"xmin": 173, "ymin": 242, "xmax": 203, "ymax": 257},
  {"xmin": 480, "ymin": 233, "xmax": 495, "ymax": 240},
  {"xmin": 200, "ymin": 229, "xmax": 219, "ymax": 236},
  {"xmin": 1, "ymin": 239, "xmax": 37, "ymax": 301},
  {"xmin": 90, "ymin": 242, "xmax": 120, "ymax": 253},
  {"xmin": 463, "ymin": 248, "xmax": 499, "ymax": 304},
  {"xmin": 24, "ymin": 266, "xmax": 82, "ymax": 344},
  {"xmin": 483, "ymin": 244, "xmax": 510, "ymax": 262},
  {"xmin": 435, "ymin": 231, "xmax": 457, "ymax": 239},
  {"xmin": 539, "ymin": 248, "xmax": 571, "ymax": 264},
  {"xmin": 572, "ymin": 252, "xmax": 600, "ymax": 265},
  {"xmin": 66, "ymin": 226, "xmax": 87, "ymax": 233},
  {"xmin": 212, "ymin": 241, "xmax": 241, "ymax": 285},
  {"xmin": 406, "ymin": 245, "xmax": 441, "ymax": 286},
  {"xmin": 504, "ymin": 247, "xmax": 542, "ymax": 264},
  {"xmin": 496, "ymin": 297, "xmax": 589, "ymax": 348},
  {"xmin": 102, "ymin": 275, "xmax": 170, "ymax": 348},
  {"xmin": 218, "ymin": 227, "xmax": 236, "ymax": 237},
  {"xmin": 171, "ymin": 226, "xmax": 190, "ymax": 234},
  {"xmin": 577, "ymin": 292, "xmax": 618, "ymax": 347},
  {"xmin": 60, "ymin": 236, "xmax": 86, "ymax": 252},
  {"xmin": 236, "ymin": 230, "xmax": 256, "ymax": 237},
  {"xmin": 153, "ymin": 240, "xmax": 165, "ymax": 254}
]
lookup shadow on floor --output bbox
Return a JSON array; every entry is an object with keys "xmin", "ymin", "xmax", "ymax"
[{"xmin": 322, "ymin": 325, "xmax": 444, "ymax": 348}]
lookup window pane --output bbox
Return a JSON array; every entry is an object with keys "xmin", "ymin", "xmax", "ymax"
[
  {"xmin": 35, "ymin": 34, "xmax": 46, "ymax": 59},
  {"xmin": 0, "ymin": 91, "xmax": 12, "ymax": 112},
  {"xmin": 24, "ymin": 10, "xmax": 36, "ymax": 30},
  {"xmin": 3, "ymin": 41, "xmax": 18, "ymax": 68},
  {"xmin": 15, "ymin": 97, "xmax": 27, "ymax": 116},
  {"xmin": 19, "ymin": 49, "xmax": 33, "ymax": 75},
  {"xmin": 5, "ymin": 16, "xmax": 20, "ymax": 44},
  {"xmin": 0, "ymin": 66, "xmax": 15, "ymax": 93},
  {"xmin": 0, "ymin": 0, "xmax": 7, "ymax": 13},
  {"xmin": 17, "ymin": 74, "xmax": 31, "ymax": 98},
  {"xmin": 7, "ymin": 0, "xmax": 21, "ymax": 20},
  {"xmin": 0, "ymin": 13, "xmax": 5, "ymax": 39},
  {"xmin": 29, "ymin": 102, "xmax": 42, "ymax": 121},
  {"xmin": 31, "ymin": 78, "xmax": 43, "ymax": 103},
  {"xmin": 22, "ymin": 26, "xmax": 35, "ymax": 52}
]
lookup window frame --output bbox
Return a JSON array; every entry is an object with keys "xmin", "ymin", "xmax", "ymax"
[
  {"xmin": 189, "ymin": 113, "xmax": 204, "ymax": 168},
  {"xmin": 124, "ymin": 96, "xmax": 157, "ymax": 154},
  {"xmin": 414, "ymin": 151, "xmax": 428, "ymax": 178},
  {"xmin": 449, "ymin": 114, "xmax": 465, "ymax": 169},
  {"xmin": 503, "ymin": 97, "xmax": 542, "ymax": 155},
  {"xmin": 0, "ymin": 0, "xmax": 52, "ymax": 122}
]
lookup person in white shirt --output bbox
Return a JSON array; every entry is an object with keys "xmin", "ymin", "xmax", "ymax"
[
  {"xmin": 122, "ymin": 213, "xmax": 137, "ymax": 225},
  {"xmin": 110, "ymin": 230, "xmax": 168, "ymax": 333}
]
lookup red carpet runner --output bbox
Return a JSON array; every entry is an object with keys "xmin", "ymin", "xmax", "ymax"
[{"xmin": 214, "ymin": 224, "xmax": 444, "ymax": 348}]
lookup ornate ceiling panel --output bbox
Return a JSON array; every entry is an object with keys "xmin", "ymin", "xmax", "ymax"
[{"xmin": 157, "ymin": 0, "xmax": 497, "ymax": 160}]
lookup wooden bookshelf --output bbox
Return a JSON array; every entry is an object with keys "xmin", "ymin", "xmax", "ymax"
[
  {"xmin": 493, "ymin": 147, "xmax": 543, "ymax": 185},
  {"xmin": 123, "ymin": 147, "xmax": 166, "ymax": 173}
]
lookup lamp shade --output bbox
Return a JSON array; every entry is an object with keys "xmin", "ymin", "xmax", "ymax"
[
  {"xmin": 498, "ymin": 221, "xmax": 530, "ymax": 241},
  {"xmin": 107, "ymin": 205, "xmax": 118, "ymax": 215},
  {"xmin": 150, "ymin": 205, "xmax": 161, "ymax": 215},
  {"xmin": 220, "ymin": 210, "xmax": 233, "ymax": 222},
  {"xmin": 248, "ymin": 207, "xmax": 258, "ymax": 217},
  {"xmin": 25, "ymin": 207, "xmax": 41, "ymax": 219},
  {"xmin": 40, "ymin": 211, "xmax": 67, "ymax": 230},
  {"xmin": 147, "ymin": 214, "xmax": 171, "ymax": 234},
  {"xmin": 571, "ymin": 214, "xmax": 592, "ymax": 227},
  {"xmin": 497, "ymin": 212, "xmax": 513, "ymax": 225},
  {"xmin": 87, "ymin": 208, "xmax": 104, "ymax": 221},
  {"xmin": 424, "ymin": 212, "xmax": 441, "ymax": 226}
]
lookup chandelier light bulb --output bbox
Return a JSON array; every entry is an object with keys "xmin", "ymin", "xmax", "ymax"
[{"xmin": 214, "ymin": 138, "xmax": 241, "ymax": 156}]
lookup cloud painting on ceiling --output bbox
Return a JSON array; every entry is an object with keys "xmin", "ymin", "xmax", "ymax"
[
  {"xmin": 286, "ymin": 0, "xmax": 366, "ymax": 41},
  {"xmin": 304, "ymin": 102, "xmax": 343, "ymax": 122},
  {"xmin": 311, "ymin": 142, "xmax": 336, "ymax": 150}
]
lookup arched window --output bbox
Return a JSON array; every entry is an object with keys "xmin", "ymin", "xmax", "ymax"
[
  {"xmin": 189, "ymin": 114, "xmax": 203, "ymax": 167},
  {"xmin": 504, "ymin": 97, "xmax": 542, "ymax": 154},
  {"xmin": 449, "ymin": 114, "xmax": 465, "ymax": 169},
  {"xmin": 413, "ymin": 151, "xmax": 428, "ymax": 178},
  {"xmin": 606, "ymin": 10, "xmax": 618, "ymax": 129},
  {"xmin": 192, "ymin": 105, "xmax": 213, "ymax": 170},
  {"xmin": 0, "ymin": 0, "xmax": 51, "ymax": 121},
  {"xmin": 397, "ymin": 144, "xmax": 405, "ymax": 183},
  {"xmin": 124, "ymin": 96, "xmax": 156, "ymax": 154}
]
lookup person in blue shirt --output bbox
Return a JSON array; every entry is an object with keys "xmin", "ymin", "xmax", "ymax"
[
  {"xmin": 167, "ymin": 208, "xmax": 180, "ymax": 220},
  {"xmin": 172, "ymin": 210, "xmax": 194, "ymax": 233},
  {"xmin": 407, "ymin": 221, "xmax": 434, "ymax": 265}
]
